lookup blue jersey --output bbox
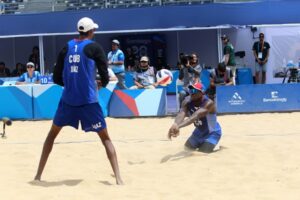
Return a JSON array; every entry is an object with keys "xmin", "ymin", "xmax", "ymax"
[
  {"xmin": 17, "ymin": 71, "xmax": 41, "ymax": 83},
  {"xmin": 187, "ymin": 95, "xmax": 221, "ymax": 135},
  {"xmin": 107, "ymin": 49, "xmax": 125, "ymax": 74},
  {"xmin": 62, "ymin": 39, "xmax": 98, "ymax": 106}
]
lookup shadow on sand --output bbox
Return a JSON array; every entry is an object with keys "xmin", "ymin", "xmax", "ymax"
[
  {"xmin": 160, "ymin": 146, "xmax": 226, "ymax": 163},
  {"xmin": 28, "ymin": 179, "xmax": 83, "ymax": 187}
]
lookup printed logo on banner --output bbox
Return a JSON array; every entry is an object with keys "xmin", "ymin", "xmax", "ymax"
[
  {"xmin": 228, "ymin": 92, "xmax": 246, "ymax": 105},
  {"xmin": 263, "ymin": 91, "xmax": 287, "ymax": 103}
]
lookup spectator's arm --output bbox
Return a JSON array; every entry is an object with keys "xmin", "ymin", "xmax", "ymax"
[
  {"xmin": 115, "ymin": 52, "xmax": 125, "ymax": 65},
  {"xmin": 263, "ymin": 48, "xmax": 270, "ymax": 64},
  {"xmin": 53, "ymin": 46, "xmax": 67, "ymax": 86},
  {"xmin": 15, "ymin": 74, "xmax": 26, "ymax": 85},
  {"xmin": 35, "ymin": 72, "xmax": 41, "ymax": 84}
]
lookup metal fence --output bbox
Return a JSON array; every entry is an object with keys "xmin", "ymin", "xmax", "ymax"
[{"xmin": 0, "ymin": 0, "xmax": 257, "ymax": 15}]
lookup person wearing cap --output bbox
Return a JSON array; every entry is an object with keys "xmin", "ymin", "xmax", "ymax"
[
  {"xmin": 206, "ymin": 62, "xmax": 233, "ymax": 100},
  {"xmin": 34, "ymin": 17, "xmax": 123, "ymax": 185},
  {"xmin": 15, "ymin": 62, "xmax": 40, "ymax": 84},
  {"xmin": 168, "ymin": 82, "xmax": 222, "ymax": 153},
  {"xmin": 130, "ymin": 56, "xmax": 157, "ymax": 89},
  {"xmin": 221, "ymin": 34, "xmax": 236, "ymax": 85},
  {"xmin": 107, "ymin": 39, "xmax": 127, "ymax": 89},
  {"xmin": 252, "ymin": 32, "xmax": 270, "ymax": 84}
]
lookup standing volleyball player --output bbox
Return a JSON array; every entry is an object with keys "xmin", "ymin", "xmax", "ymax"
[
  {"xmin": 34, "ymin": 17, "xmax": 123, "ymax": 185},
  {"xmin": 168, "ymin": 83, "xmax": 222, "ymax": 153}
]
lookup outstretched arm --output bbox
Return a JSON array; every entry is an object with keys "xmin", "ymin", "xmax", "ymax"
[
  {"xmin": 178, "ymin": 100, "xmax": 214, "ymax": 129},
  {"xmin": 168, "ymin": 100, "xmax": 188, "ymax": 139}
]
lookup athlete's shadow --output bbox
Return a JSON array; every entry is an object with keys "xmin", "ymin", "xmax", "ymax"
[
  {"xmin": 160, "ymin": 150, "xmax": 195, "ymax": 163},
  {"xmin": 28, "ymin": 179, "xmax": 83, "ymax": 187},
  {"xmin": 160, "ymin": 146, "xmax": 226, "ymax": 163}
]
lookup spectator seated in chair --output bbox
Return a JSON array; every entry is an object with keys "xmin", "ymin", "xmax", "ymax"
[
  {"xmin": 130, "ymin": 56, "xmax": 157, "ymax": 89},
  {"xmin": 15, "ymin": 62, "xmax": 41, "ymax": 85},
  {"xmin": 206, "ymin": 62, "xmax": 233, "ymax": 100}
]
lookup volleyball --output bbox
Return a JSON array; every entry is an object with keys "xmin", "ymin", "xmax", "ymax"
[{"xmin": 156, "ymin": 69, "xmax": 173, "ymax": 86}]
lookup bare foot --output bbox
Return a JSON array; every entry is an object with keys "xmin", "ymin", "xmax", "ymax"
[
  {"xmin": 116, "ymin": 178, "xmax": 124, "ymax": 185},
  {"xmin": 34, "ymin": 175, "xmax": 41, "ymax": 181}
]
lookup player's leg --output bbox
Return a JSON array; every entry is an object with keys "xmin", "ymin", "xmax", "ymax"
[
  {"xmin": 97, "ymin": 128, "xmax": 123, "ymax": 185},
  {"xmin": 262, "ymin": 64, "xmax": 267, "ymax": 84},
  {"xmin": 80, "ymin": 103, "xmax": 123, "ymax": 185},
  {"xmin": 198, "ymin": 127, "xmax": 222, "ymax": 153},
  {"xmin": 34, "ymin": 100, "xmax": 79, "ymax": 180},
  {"xmin": 184, "ymin": 128, "xmax": 205, "ymax": 151},
  {"xmin": 255, "ymin": 63, "xmax": 260, "ymax": 84},
  {"xmin": 197, "ymin": 142, "xmax": 216, "ymax": 153},
  {"xmin": 34, "ymin": 124, "xmax": 62, "ymax": 180}
]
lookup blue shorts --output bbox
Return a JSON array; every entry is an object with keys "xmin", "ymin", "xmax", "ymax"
[
  {"xmin": 187, "ymin": 127, "xmax": 222, "ymax": 148},
  {"xmin": 53, "ymin": 100, "xmax": 107, "ymax": 133}
]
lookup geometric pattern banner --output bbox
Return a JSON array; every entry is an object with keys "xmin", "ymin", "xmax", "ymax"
[
  {"xmin": 32, "ymin": 84, "xmax": 63, "ymax": 119},
  {"xmin": 98, "ymin": 82, "xmax": 117, "ymax": 117},
  {"xmin": 109, "ymin": 88, "xmax": 166, "ymax": 117},
  {"xmin": 0, "ymin": 85, "xmax": 33, "ymax": 119}
]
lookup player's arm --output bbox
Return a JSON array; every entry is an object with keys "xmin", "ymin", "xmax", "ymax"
[
  {"xmin": 177, "ymin": 99, "xmax": 214, "ymax": 129},
  {"xmin": 85, "ymin": 43, "xmax": 109, "ymax": 88},
  {"xmin": 53, "ymin": 46, "xmax": 67, "ymax": 86},
  {"xmin": 168, "ymin": 99, "xmax": 188, "ymax": 139}
]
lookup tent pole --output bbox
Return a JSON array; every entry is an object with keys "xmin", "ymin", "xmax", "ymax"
[
  {"xmin": 217, "ymin": 28, "xmax": 222, "ymax": 63},
  {"xmin": 39, "ymin": 36, "xmax": 45, "ymax": 75}
]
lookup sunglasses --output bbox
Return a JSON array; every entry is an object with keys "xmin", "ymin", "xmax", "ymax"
[{"xmin": 27, "ymin": 66, "xmax": 34, "ymax": 68}]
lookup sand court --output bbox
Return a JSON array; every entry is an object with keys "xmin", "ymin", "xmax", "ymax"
[{"xmin": 0, "ymin": 113, "xmax": 300, "ymax": 200}]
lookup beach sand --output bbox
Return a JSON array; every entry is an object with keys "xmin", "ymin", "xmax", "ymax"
[{"xmin": 0, "ymin": 113, "xmax": 300, "ymax": 200}]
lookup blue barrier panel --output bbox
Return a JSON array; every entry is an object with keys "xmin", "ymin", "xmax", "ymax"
[
  {"xmin": 98, "ymin": 82, "xmax": 117, "ymax": 117},
  {"xmin": 236, "ymin": 68, "xmax": 253, "ymax": 85},
  {"xmin": 166, "ymin": 70, "xmax": 179, "ymax": 94},
  {"xmin": 32, "ymin": 84, "xmax": 63, "ymax": 119},
  {"xmin": 0, "ymin": 85, "xmax": 33, "ymax": 119},
  {"xmin": 109, "ymin": 88, "xmax": 166, "ymax": 117},
  {"xmin": 217, "ymin": 84, "xmax": 300, "ymax": 113},
  {"xmin": 200, "ymin": 69, "xmax": 211, "ymax": 90},
  {"xmin": 125, "ymin": 72, "xmax": 135, "ymax": 88}
]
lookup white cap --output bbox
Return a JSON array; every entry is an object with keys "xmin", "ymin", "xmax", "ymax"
[
  {"xmin": 112, "ymin": 39, "xmax": 120, "ymax": 45},
  {"xmin": 77, "ymin": 17, "xmax": 99, "ymax": 33},
  {"xmin": 26, "ymin": 62, "xmax": 35, "ymax": 67},
  {"xmin": 140, "ymin": 56, "xmax": 149, "ymax": 62}
]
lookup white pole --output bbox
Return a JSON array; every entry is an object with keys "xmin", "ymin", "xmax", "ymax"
[
  {"xmin": 39, "ymin": 36, "xmax": 45, "ymax": 75},
  {"xmin": 217, "ymin": 28, "xmax": 222, "ymax": 63}
]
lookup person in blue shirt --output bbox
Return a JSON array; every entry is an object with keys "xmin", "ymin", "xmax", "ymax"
[
  {"xmin": 168, "ymin": 82, "xmax": 222, "ymax": 153},
  {"xmin": 15, "ymin": 62, "xmax": 40, "ymax": 85},
  {"xmin": 107, "ymin": 39, "xmax": 127, "ymax": 89},
  {"xmin": 34, "ymin": 17, "xmax": 123, "ymax": 185}
]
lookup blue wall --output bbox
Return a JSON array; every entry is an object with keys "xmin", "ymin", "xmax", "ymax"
[{"xmin": 1, "ymin": 1, "xmax": 300, "ymax": 37}]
